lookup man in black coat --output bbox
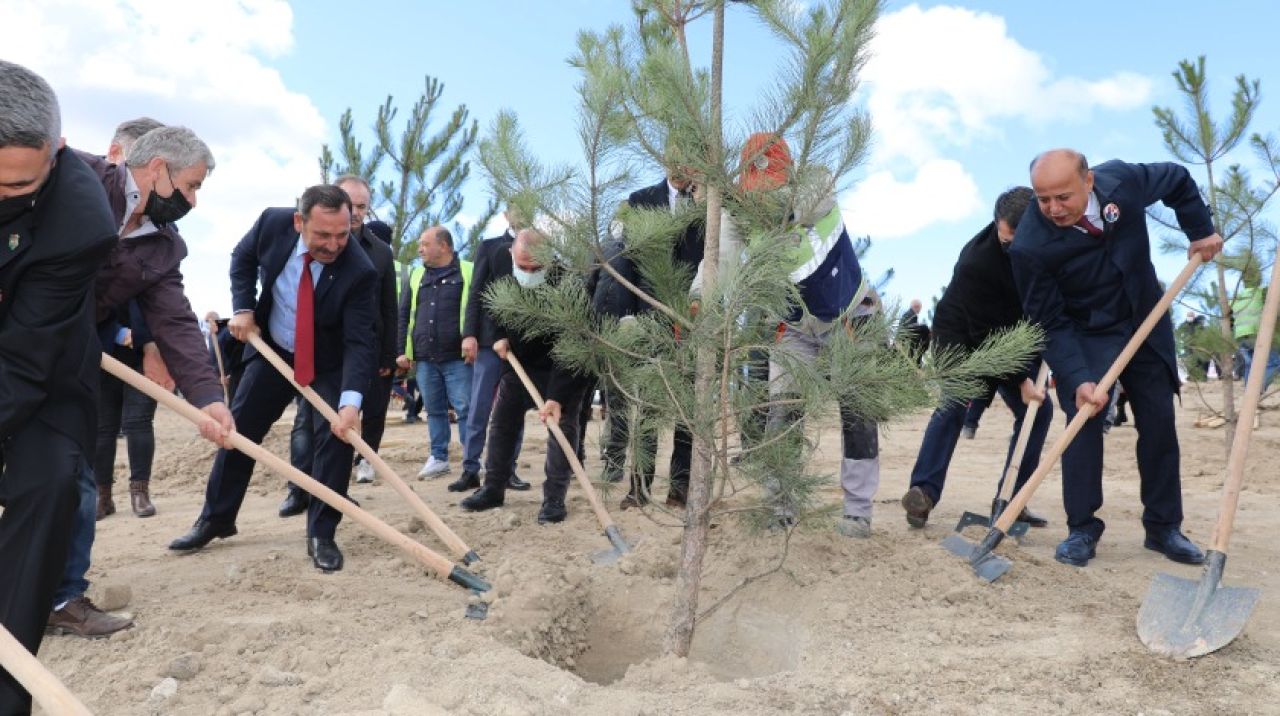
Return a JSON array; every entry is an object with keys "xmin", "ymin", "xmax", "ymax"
[
  {"xmin": 900, "ymin": 187, "xmax": 1052, "ymax": 529},
  {"xmin": 1010, "ymin": 148, "xmax": 1223, "ymax": 567},
  {"xmin": 0, "ymin": 60, "xmax": 122, "ymax": 714},
  {"xmin": 622, "ymin": 169, "xmax": 706, "ymax": 504},
  {"xmin": 452, "ymin": 208, "xmax": 530, "ymax": 493},
  {"xmin": 169, "ymin": 185, "xmax": 377, "ymax": 571},
  {"xmin": 460, "ymin": 229, "xmax": 594, "ymax": 523}
]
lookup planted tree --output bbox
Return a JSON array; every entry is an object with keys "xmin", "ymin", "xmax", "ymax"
[
  {"xmin": 318, "ymin": 75, "xmax": 496, "ymax": 261},
  {"xmin": 477, "ymin": 0, "xmax": 1039, "ymax": 656},
  {"xmin": 1153, "ymin": 56, "xmax": 1280, "ymax": 447}
]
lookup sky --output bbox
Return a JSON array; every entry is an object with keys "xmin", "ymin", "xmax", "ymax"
[{"xmin": 4, "ymin": 0, "xmax": 1279, "ymax": 319}]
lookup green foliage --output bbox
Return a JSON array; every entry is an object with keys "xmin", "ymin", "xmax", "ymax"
[{"xmin": 318, "ymin": 76, "xmax": 480, "ymax": 263}]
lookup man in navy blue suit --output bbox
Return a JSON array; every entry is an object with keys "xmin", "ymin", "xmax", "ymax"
[
  {"xmin": 1010, "ymin": 149, "xmax": 1223, "ymax": 568},
  {"xmin": 169, "ymin": 184, "xmax": 377, "ymax": 571}
]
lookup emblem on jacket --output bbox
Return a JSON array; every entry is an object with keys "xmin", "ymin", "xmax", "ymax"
[
  {"xmin": 1102, "ymin": 203, "xmax": 1120, "ymax": 224},
  {"xmin": 7, "ymin": 234, "xmax": 17, "ymax": 250}
]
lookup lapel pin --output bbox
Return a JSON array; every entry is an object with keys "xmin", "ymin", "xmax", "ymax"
[
  {"xmin": 1103, "ymin": 203, "xmax": 1120, "ymax": 224},
  {"xmin": 7, "ymin": 234, "xmax": 18, "ymax": 250}
]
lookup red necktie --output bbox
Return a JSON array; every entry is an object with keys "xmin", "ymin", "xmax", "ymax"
[
  {"xmin": 1075, "ymin": 216, "xmax": 1103, "ymax": 237},
  {"xmin": 294, "ymin": 253, "xmax": 315, "ymax": 386}
]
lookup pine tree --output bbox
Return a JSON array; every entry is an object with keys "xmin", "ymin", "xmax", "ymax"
[
  {"xmin": 476, "ymin": 0, "xmax": 1039, "ymax": 656},
  {"xmin": 318, "ymin": 75, "xmax": 490, "ymax": 262},
  {"xmin": 1152, "ymin": 56, "xmax": 1280, "ymax": 447}
]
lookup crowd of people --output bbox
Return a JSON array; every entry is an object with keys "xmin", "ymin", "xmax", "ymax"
[{"xmin": 0, "ymin": 59, "xmax": 1233, "ymax": 712}]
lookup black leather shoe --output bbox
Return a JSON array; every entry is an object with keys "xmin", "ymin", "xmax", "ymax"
[
  {"xmin": 537, "ymin": 498, "xmax": 567, "ymax": 524},
  {"xmin": 307, "ymin": 537, "xmax": 343, "ymax": 572},
  {"xmin": 901, "ymin": 486, "xmax": 933, "ymax": 529},
  {"xmin": 448, "ymin": 471, "xmax": 481, "ymax": 493},
  {"xmin": 1018, "ymin": 506, "xmax": 1049, "ymax": 528},
  {"xmin": 1144, "ymin": 526, "xmax": 1205, "ymax": 565},
  {"xmin": 1054, "ymin": 531, "xmax": 1097, "ymax": 567},
  {"xmin": 460, "ymin": 486, "xmax": 505, "ymax": 512},
  {"xmin": 168, "ymin": 519, "xmax": 237, "ymax": 551},
  {"xmin": 507, "ymin": 475, "xmax": 531, "ymax": 491},
  {"xmin": 619, "ymin": 492, "xmax": 648, "ymax": 511},
  {"xmin": 278, "ymin": 490, "xmax": 308, "ymax": 518}
]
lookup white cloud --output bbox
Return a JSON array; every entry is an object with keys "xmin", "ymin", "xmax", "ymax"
[
  {"xmin": 2, "ymin": 0, "xmax": 324, "ymax": 315},
  {"xmin": 841, "ymin": 158, "xmax": 981, "ymax": 239},
  {"xmin": 838, "ymin": 3, "xmax": 1155, "ymax": 239}
]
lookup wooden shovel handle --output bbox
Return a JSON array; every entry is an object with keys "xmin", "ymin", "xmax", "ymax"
[
  {"xmin": 995, "ymin": 360, "xmax": 1051, "ymax": 503},
  {"xmin": 0, "ymin": 624, "xmax": 93, "ymax": 715},
  {"xmin": 997, "ymin": 255, "xmax": 1204, "ymax": 532},
  {"xmin": 206, "ymin": 318, "xmax": 230, "ymax": 404},
  {"xmin": 505, "ymin": 351, "xmax": 617, "ymax": 532},
  {"xmin": 246, "ymin": 334, "xmax": 475, "ymax": 562},
  {"xmin": 1212, "ymin": 247, "xmax": 1280, "ymax": 552},
  {"xmin": 100, "ymin": 352, "xmax": 459, "ymax": 580}
]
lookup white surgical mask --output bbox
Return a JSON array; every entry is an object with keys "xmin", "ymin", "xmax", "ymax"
[{"xmin": 512, "ymin": 264, "xmax": 547, "ymax": 289}]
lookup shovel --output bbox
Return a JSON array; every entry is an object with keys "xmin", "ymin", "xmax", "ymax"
[
  {"xmin": 1136, "ymin": 253, "xmax": 1278, "ymax": 658},
  {"xmin": 943, "ymin": 255, "xmax": 1204, "ymax": 582},
  {"xmin": 206, "ymin": 317, "xmax": 230, "ymax": 404},
  {"xmin": 101, "ymin": 352, "xmax": 490, "ymax": 595},
  {"xmin": 952, "ymin": 361, "xmax": 1051, "ymax": 539},
  {"xmin": 248, "ymin": 334, "xmax": 481, "ymax": 565},
  {"xmin": 506, "ymin": 350, "xmax": 633, "ymax": 564},
  {"xmin": 0, "ymin": 623, "xmax": 93, "ymax": 715}
]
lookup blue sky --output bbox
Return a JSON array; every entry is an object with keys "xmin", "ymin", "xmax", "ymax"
[{"xmin": 6, "ymin": 0, "xmax": 1278, "ymax": 317}]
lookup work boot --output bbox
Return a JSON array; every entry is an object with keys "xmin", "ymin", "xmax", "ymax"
[
  {"xmin": 129, "ymin": 481, "xmax": 156, "ymax": 518},
  {"xmin": 47, "ymin": 597, "xmax": 133, "ymax": 638},
  {"xmin": 460, "ymin": 485, "xmax": 505, "ymax": 512},
  {"xmin": 96, "ymin": 483, "xmax": 115, "ymax": 521},
  {"xmin": 538, "ymin": 480, "xmax": 569, "ymax": 524}
]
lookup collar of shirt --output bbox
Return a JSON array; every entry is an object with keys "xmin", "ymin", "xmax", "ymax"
[
  {"xmin": 1073, "ymin": 191, "xmax": 1102, "ymax": 235},
  {"xmin": 121, "ymin": 167, "xmax": 159, "ymax": 238},
  {"xmin": 667, "ymin": 179, "xmax": 692, "ymax": 212}
]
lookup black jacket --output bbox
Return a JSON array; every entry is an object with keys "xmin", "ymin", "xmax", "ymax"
[
  {"xmin": 591, "ymin": 238, "xmax": 642, "ymax": 319},
  {"xmin": 399, "ymin": 257, "xmax": 467, "ymax": 363},
  {"xmin": 932, "ymin": 222, "xmax": 1026, "ymax": 351},
  {"xmin": 463, "ymin": 231, "xmax": 515, "ymax": 347},
  {"xmin": 628, "ymin": 178, "xmax": 705, "ymax": 276},
  {"xmin": 357, "ymin": 224, "xmax": 398, "ymax": 372},
  {"xmin": 229, "ymin": 207, "xmax": 378, "ymax": 396},
  {"xmin": 0, "ymin": 149, "xmax": 118, "ymax": 453}
]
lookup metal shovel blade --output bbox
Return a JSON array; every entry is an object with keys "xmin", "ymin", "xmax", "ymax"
[
  {"xmin": 954, "ymin": 510, "xmax": 1030, "ymax": 539},
  {"xmin": 941, "ymin": 530, "xmax": 1012, "ymax": 583},
  {"xmin": 590, "ymin": 525, "xmax": 634, "ymax": 565},
  {"xmin": 1137, "ymin": 552, "xmax": 1260, "ymax": 659}
]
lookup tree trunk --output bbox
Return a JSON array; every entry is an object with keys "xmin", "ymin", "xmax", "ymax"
[{"xmin": 664, "ymin": 0, "xmax": 725, "ymax": 658}]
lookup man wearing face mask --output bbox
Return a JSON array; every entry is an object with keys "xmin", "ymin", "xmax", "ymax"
[
  {"xmin": 460, "ymin": 228, "xmax": 594, "ymax": 524},
  {"xmin": 43, "ymin": 126, "xmax": 234, "ymax": 639},
  {"xmin": 170, "ymin": 185, "xmax": 376, "ymax": 571},
  {"xmin": 0, "ymin": 60, "xmax": 120, "ymax": 714},
  {"xmin": 900, "ymin": 186, "xmax": 1054, "ymax": 530}
]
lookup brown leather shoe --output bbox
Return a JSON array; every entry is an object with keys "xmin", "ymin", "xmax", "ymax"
[
  {"xmin": 129, "ymin": 481, "xmax": 156, "ymax": 517},
  {"xmin": 901, "ymin": 486, "xmax": 933, "ymax": 529},
  {"xmin": 96, "ymin": 484, "xmax": 115, "ymax": 521},
  {"xmin": 47, "ymin": 597, "xmax": 133, "ymax": 638}
]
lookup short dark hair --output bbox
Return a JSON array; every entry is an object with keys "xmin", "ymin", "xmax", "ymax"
[
  {"xmin": 297, "ymin": 184, "xmax": 352, "ymax": 219},
  {"xmin": 993, "ymin": 186, "xmax": 1034, "ymax": 228}
]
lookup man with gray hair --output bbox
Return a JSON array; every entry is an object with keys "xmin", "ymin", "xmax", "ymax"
[
  {"xmin": 106, "ymin": 116, "xmax": 163, "ymax": 165},
  {"xmin": 43, "ymin": 125, "xmax": 234, "ymax": 639},
  {"xmin": 0, "ymin": 59, "xmax": 120, "ymax": 714}
]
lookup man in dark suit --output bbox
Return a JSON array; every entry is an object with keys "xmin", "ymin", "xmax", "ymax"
[
  {"xmin": 0, "ymin": 60, "xmax": 122, "ymax": 714},
  {"xmin": 1010, "ymin": 148, "xmax": 1223, "ymax": 567},
  {"xmin": 451, "ymin": 207, "xmax": 530, "ymax": 493},
  {"xmin": 620, "ymin": 167, "xmax": 706, "ymax": 505},
  {"xmin": 278, "ymin": 174, "xmax": 397, "ymax": 518},
  {"xmin": 169, "ymin": 184, "xmax": 377, "ymax": 571},
  {"xmin": 900, "ymin": 186, "xmax": 1052, "ymax": 529}
]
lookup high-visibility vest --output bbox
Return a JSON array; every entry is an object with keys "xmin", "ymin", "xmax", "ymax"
[{"xmin": 403, "ymin": 258, "xmax": 473, "ymax": 360}]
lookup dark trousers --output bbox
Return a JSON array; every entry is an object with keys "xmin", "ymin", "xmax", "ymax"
[
  {"xmin": 483, "ymin": 368, "xmax": 589, "ymax": 501},
  {"xmin": 359, "ymin": 372, "xmax": 394, "ymax": 456},
  {"xmin": 201, "ymin": 354, "xmax": 353, "ymax": 539},
  {"xmin": 601, "ymin": 382, "xmax": 690, "ymax": 498},
  {"xmin": 94, "ymin": 345, "xmax": 157, "ymax": 486},
  {"xmin": 1056, "ymin": 341, "xmax": 1182, "ymax": 540},
  {"xmin": 0, "ymin": 428, "xmax": 83, "ymax": 715},
  {"xmin": 463, "ymin": 348, "xmax": 520, "ymax": 473},
  {"xmin": 963, "ymin": 398, "xmax": 988, "ymax": 431},
  {"xmin": 909, "ymin": 376, "xmax": 1054, "ymax": 505}
]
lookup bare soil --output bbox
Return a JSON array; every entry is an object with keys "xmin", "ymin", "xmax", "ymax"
[{"xmin": 31, "ymin": 382, "xmax": 1280, "ymax": 715}]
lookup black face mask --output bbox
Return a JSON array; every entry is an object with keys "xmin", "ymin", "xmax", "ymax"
[
  {"xmin": 143, "ymin": 166, "xmax": 192, "ymax": 225},
  {"xmin": 0, "ymin": 191, "xmax": 38, "ymax": 226}
]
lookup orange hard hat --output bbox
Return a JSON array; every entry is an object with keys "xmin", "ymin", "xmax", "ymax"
[{"xmin": 740, "ymin": 132, "xmax": 792, "ymax": 191}]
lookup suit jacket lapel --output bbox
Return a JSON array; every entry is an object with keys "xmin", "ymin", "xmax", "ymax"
[{"xmin": 315, "ymin": 256, "xmax": 340, "ymax": 306}]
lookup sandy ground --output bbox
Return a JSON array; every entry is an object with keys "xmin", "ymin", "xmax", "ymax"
[{"xmin": 28, "ymin": 381, "xmax": 1280, "ymax": 715}]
